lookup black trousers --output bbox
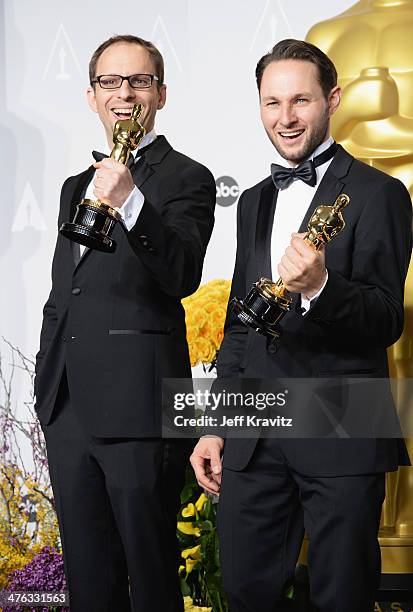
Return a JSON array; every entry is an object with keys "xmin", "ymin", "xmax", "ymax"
[
  {"xmin": 42, "ymin": 375, "xmax": 188, "ymax": 612},
  {"xmin": 217, "ymin": 438, "xmax": 385, "ymax": 612}
]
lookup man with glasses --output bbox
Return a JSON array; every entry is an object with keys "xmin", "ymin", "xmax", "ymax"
[{"xmin": 35, "ymin": 35, "xmax": 215, "ymax": 612}]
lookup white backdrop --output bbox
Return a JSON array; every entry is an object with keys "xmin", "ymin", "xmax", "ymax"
[{"xmin": 0, "ymin": 0, "xmax": 353, "ymax": 401}]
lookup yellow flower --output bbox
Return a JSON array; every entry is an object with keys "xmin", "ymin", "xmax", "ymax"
[
  {"xmin": 195, "ymin": 493, "xmax": 208, "ymax": 513},
  {"xmin": 191, "ymin": 309, "xmax": 208, "ymax": 328},
  {"xmin": 181, "ymin": 544, "xmax": 201, "ymax": 560},
  {"xmin": 186, "ymin": 325, "xmax": 198, "ymax": 345},
  {"xmin": 182, "ymin": 279, "xmax": 231, "ymax": 365},
  {"xmin": 188, "ymin": 343, "xmax": 198, "ymax": 367},
  {"xmin": 183, "ymin": 596, "xmax": 193, "ymax": 610},
  {"xmin": 211, "ymin": 327, "xmax": 224, "ymax": 350},
  {"xmin": 209, "ymin": 307, "xmax": 226, "ymax": 326},
  {"xmin": 199, "ymin": 321, "xmax": 212, "ymax": 339},
  {"xmin": 185, "ymin": 557, "xmax": 199, "ymax": 573},
  {"xmin": 0, "ymin": 464, "xmax": 61, "ymax": 588},
  {"xmin": 179, "ymin": 564, "xmax": 186, "ymax": 575},
  {"xmin": 177, "ymin": 522, "xmax": 201, "ymax": 537},
  {"xmin": 195, "ymin": 338, "xmax": 215, "ymax": 364},
  {"xmin": 183, "ymin": 596, "xmax": 212, "ymax": 611},
  {"xmin": 181, "ymin": 503, "xmax": 196, "ymax": 518},
  {"xmin": 182, "ymin": 294, "xmax": 194, "ymax": 306},
  {"xmin": 181, "ymin": 544, "xmax": 202, "ymax": 571}
]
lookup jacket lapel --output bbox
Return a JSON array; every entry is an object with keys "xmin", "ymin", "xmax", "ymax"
[
  {"xmin": 292, "ymin": 146, "xmax": 353, "ymax": 313},
  {"xmin": 131, "ymin": 158, "xmax": 154, "ymax": 188},
  {"xmin": 69, "ymin": 166, "xmax": 95, "ymax": 223},
  {"xmin": 70, "ymin": 167, "xmax": 95, "ymax": 268},
  {"xmin": 131, "ymin": 135, "xmax": 172, "ymax": 190},
  {"xmin": 298, "ymin": 145, "xmax": 353, "ymax": 233},
  {"xmin": 255, "ymin": 178, "xmax": 277, "ymax": 280},
  {"xmin": 60, "ymin": 166, "xmax": 94, "ymax": 268}
]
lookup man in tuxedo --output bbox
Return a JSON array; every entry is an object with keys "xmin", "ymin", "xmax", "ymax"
[
  {"xmin": 35, "ymin": 35, "xmax": 215, "ymax": 611},
  {"xmin": 191, "ymin": 39, "xmax": 412, "ymax": 611}
]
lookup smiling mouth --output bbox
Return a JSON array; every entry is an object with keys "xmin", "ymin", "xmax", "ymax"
[
  {"xmin": 112, "ymin": 107, "xmax": 134, "ymax": 119},
  {"xmin": 279, "ymin": 129, "xmax": 305, "ymax": 141}
]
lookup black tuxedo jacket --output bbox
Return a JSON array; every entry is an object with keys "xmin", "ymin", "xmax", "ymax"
[
  {"xmin": 217, "ymin": 145, "xmax": 412, "ymax": 476},
  {"xmin": 35, "ymin": 136, "xmax": 215, "ymax": 437}
]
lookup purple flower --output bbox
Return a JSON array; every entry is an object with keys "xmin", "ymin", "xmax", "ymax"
[{"xmin": 5, "ymin": 547, "xmax": 68, "ymax": 612}]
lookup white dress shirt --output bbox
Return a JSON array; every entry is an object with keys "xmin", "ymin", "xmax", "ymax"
[
  {"xmin": 270, "ymin": 136, "xmax": 334, "ymax": 313},
  {"xmin": 80, "ymin": 130, "xmax": 157, "ymax": 255}
]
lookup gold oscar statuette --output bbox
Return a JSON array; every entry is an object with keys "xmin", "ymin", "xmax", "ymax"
[
  {"xmin": 231, "ymin": 194, "xmax": 350, "ymax": 350},
  {"xmin": 60, "ymin": 103, "xmax": 145, "ymax": 253},
  {"xmin": 302, "ymin": 0, "xmax": 413, "ymax": 581}
]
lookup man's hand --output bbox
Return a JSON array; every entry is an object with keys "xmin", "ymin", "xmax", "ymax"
[
  {"xmin": 278, "ymin": 232, "xmax": 327, "ymax": 299},
  {"xmin": 190, "ymin": 436, "xmax": 224, "ymax": 495},
  {"xmin": 93, "ymin": 158, "xmax": 135, "ymax": 208}
]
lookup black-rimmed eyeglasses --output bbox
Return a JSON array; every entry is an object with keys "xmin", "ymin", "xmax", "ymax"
[{"xmin": 91, "ymin": 74, "xmax": 159, "ymax": 90}]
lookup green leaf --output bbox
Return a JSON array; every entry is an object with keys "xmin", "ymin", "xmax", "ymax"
[
  {"xmin": 180, "ymin": 483, "xmax": 197, "ymax": 504},
  {"xmin": 180, "ymin": 577, "xmax": 191, "ymax": 597},
  {"xmin": 201, "ymin": 519, "xmax": 214, "ymax": 532},
  {"xmin": 204, "ymin": 498, "xmax": 213, "ymax": 519}
]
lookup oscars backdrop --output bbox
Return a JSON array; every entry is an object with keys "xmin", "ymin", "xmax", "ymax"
[
  {"xmin": 1, "ymin": 0, "xmax": 413, "ymax": 608},
  {"xmin": 0, "ymin": 0, "xmax": 352, "ymax": 380}
]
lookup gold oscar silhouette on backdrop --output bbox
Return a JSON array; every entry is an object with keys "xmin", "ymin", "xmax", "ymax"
[{"xmin": 306, "ymin": 0, "xmax": 413, "ymax": 575}]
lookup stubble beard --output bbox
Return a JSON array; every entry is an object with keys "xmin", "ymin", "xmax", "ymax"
[{"xmin": 272, "ymin": 109, "xmax": 330, "ymax": 164}]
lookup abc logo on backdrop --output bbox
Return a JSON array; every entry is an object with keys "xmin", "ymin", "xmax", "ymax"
[{"xmin": 216, "ymin": 176, "xmax": 239, "ymax": 207}]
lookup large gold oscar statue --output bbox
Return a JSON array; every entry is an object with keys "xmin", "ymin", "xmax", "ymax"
[{"xmin": 306, "ymin": 0, "xmax": 413, "ymax": 575}]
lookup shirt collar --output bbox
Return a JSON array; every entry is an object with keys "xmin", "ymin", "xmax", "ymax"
[{"xmin": 308, "ymin": 135, "xmax": 334, "ymax": 161}]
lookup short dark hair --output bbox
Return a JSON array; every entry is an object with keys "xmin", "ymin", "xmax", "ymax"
[
  {"xmin": 89, "ymin": 34, "xmax": 164, "ymax": 87},
  {"xmin": 255, "ymin": 38, "xmax": 337, "ymax": 98}
]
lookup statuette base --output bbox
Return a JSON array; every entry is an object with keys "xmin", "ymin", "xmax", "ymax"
[{"xmin": 59, "ymin": 197, "xmax": 124, "ymax": 252}]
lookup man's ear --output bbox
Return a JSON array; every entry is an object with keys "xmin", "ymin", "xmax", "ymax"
[
  {"xmin": 328, "ymin": 85, "xmax": 341, "ymax": 117},
  {"xmin": 157, "ymin": 84, "xmax": 167, "ymax": 110},
  {"xmin": 86, "ymin": 86, "xmax": 98, "ymax": 113}
]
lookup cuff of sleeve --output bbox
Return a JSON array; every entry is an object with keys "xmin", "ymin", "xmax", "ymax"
[
  {"xmin": 305, "ymin": 268, "xmax": 348, "ymax": 324},
  {"xmin": 300, "ymin": 270, "xmax": 329, "ymax": 315},
  {"xmin": 118, "ymin": 186, "xmax": 145, "ymax": 231}
]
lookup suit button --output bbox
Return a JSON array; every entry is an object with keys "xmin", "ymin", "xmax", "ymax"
[
  {"xmin": 61, "ymin": 335, "xmax": 67, "ymax": 342},
  {"xmin": 267, "ymin": 339, "xmax": 278, "ymax": 354},
  {"xmin": 138, "ymin": 234, "xmax": 151, "ymax": 248},
  {"xmin": 72, "ymin": 287, "xmax": 81, "ymax": 295}
]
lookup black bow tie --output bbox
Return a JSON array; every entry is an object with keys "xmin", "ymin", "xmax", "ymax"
[
  {"xmin": 271, "ymin": 142, "xmax": 338, "ymax": 190},
  {"xmin": 92, "ymin": 140, "xmax": 156, "ymax": 167}
]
